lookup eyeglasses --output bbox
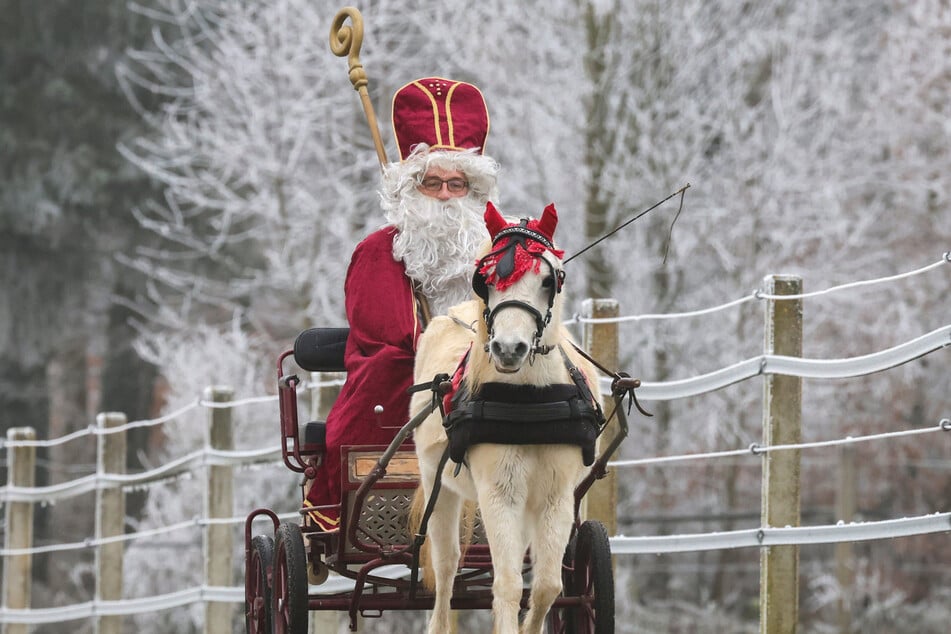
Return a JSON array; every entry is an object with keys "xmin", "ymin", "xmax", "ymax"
[{"xmin": 419, "ymin": 177, "xmax": 469, "ymax": 193}]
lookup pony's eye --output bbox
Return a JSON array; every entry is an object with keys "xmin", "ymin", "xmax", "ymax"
[{"xmin": 542, "ymin": 276, "xmax": 555, "ymax": 288}]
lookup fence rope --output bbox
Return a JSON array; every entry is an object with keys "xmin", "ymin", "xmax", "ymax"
[
  {"xmin": 0, "ymin": 586, "xmax": 243, "ymax": 624},
  {"xmin": 610, "ymin": 511, "xmax": 951, "ymax": 554},
  {"xmin": 0, "ymin": 446, "xmax": 283, "ymax": 504},
  {"xmin": 2, "ymin": 327, "xmax": 947, "ymax": 502},
  {"xmin": 2, "ymin": 325, "xmax": 946, "ymax": 457},
  {"xmin": 572, "ymin": 251, "xmax": 949, "ymax": 325},
  {"xmin": 0, "ymin": 400, "xmax": 202, "ymax": 450},
  {"xmin": 3, "ymin": 417, "xmax": 945, "ymax": 555},
  {"xmin": 619, "ymin": 324, "xmax": 950, "ymax": 401},
  {"xmin": 0, "ymin": 377, "xmax": 342, "ymax": 450},
  {"xmin": 0, "ymin": 511, "xmax": 301, "ymax": 558},
  {"xmin": 610, "ymin": 418, "xmax": 951, "ymax": 468}
]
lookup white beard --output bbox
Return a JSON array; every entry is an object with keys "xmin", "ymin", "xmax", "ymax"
[{"xmin": 388, "ymin": 189, "xmax": 487, "ymax": 316}]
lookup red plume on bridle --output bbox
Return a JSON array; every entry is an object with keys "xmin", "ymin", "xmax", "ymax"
[{"xmin": 477, "ymin": 202, "xmax": 564, "ymax": 292}]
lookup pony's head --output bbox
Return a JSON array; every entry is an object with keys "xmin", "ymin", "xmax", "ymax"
[{"xmin": 472, "ymin": 202, "xmax": 566, "ymax": 373}]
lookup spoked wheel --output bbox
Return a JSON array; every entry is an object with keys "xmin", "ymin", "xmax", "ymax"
[
  {"xmin": 551, "ymin": 520, "xmax": 614, "ymax": 634},
  {"xmin": 272, "ymin": 522, "xmax": 309, "ymax": 634},
  {"xmin": 245, "ymin": 535, "xmax": 273, "ymax": 634}
]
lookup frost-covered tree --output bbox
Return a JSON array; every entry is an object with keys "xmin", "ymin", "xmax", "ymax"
[
  {"xmin": 117, "ymin": 0, "xmax": 371, "ymax": 340},
  {"xmin": 585, "ymin": 0, "xmax": 951, "ymax": 622},
  {"xmin": 119, "ymin": 0, "xmax": 950, "ymax": 630}
]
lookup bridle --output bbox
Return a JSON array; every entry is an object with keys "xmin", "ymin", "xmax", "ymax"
[{"xmin": 472, "ymin": 220, "xmax": 566, "ymax": 357}]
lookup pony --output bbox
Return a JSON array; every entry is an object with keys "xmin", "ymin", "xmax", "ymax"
[{"xmin": 409, "ymin": 202, "xmax": 603, "ymax": 634}]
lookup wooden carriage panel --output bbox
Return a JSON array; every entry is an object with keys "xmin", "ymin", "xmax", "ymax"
[
  {"xmin": 348, "ymin": 450, "xmax": 420, "ymax": 481},
  {"xmin": 338, "ymin": 445, "xmax": 487, "ymax": 558},
  {"xmin": 340, "ymin": 445, "xmax": 418, "ymax": 555}
]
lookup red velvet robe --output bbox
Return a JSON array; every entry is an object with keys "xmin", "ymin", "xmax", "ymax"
[{"xmin": 304, "ymin": 227, "xmax": 422, "ymax": 529}]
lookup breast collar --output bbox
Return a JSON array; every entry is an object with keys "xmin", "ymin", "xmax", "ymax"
[
  {"xmin": 440, "ymin": 345, "xmax": 604, "ymax": 467},
  {"xmin": 444, "ymin": 345, "xmax": 599, "ymax": 412}
]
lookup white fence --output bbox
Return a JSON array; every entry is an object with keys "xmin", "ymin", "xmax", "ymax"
[{"xmin": 0, "ymin": 251, "xmax": 948, "ymax": 629}]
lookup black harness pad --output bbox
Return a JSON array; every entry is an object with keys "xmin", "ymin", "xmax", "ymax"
[{"xmin": 444, "ymin": 382, "xmax": 602, "ymax": 466}]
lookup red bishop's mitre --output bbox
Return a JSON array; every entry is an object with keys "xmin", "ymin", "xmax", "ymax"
[{"xmin": 391, "ymin": 77, "xmax": 490, "ymax": 161}]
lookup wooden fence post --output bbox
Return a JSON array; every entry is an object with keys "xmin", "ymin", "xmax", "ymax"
[
  {"xmin": 582, "ymin": 298, "xmax": 620, "ymax": 537},
  {"xmin": 759, "ymin": 275, "xmax": 803, "ymax": 634},
  {"xmin": 204, "ymin": 386, "xmax": 234, "ymax": 634},
  {"xmin": 95, "ymin": 413, "xmax": 127, "ymax": 634},
  {"xmin": 3, "ymin": 427, "xmax": 35, "ymax": 634}
]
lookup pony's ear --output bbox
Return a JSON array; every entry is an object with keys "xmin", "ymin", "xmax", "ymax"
[
  {"xmin": 484, "ymin": 201, "xmax": 508, "ymax": 239},
  {"xmin": 537, "ymin": 203, "xmax": 558, "ymax": 241}
]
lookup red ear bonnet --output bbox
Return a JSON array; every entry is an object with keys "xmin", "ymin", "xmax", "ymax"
[
  {"xmin": 483, "ymin": 201, "xmax": 559, "ymax": 243},
  {"xmin": 537, "ymin": 203, "xmax": 558, "ymax": 243},
  {"xmin": 476, "ymin": 203, "xmax": 565, "ymax": 293},
  {"xmin": 484, "ymin": 201, "xmax": 509, "ymax": 239}
]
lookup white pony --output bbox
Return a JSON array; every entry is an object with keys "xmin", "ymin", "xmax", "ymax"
[{"xmin": 409, "ymin": 202, "xmax": 603, "ymax": 634}]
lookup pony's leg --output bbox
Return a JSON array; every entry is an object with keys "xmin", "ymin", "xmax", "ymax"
[
  {"xmin": 424, "ymin": 484, "xmax": 464, "ymax": 634},
  {"xmin": 482, "ymin": 501, "xmax": 528, "ymax": 634},
  {"xmin": 520, "ymin": 450, "xmax": 582, "ymax": 634},
  {"xmin": 470, "ymin": 447, "xmax": 529, "ymax": 634},
  {"xmin": 519, "ymin": 491, "xmax": 574, "ymax": 634}
]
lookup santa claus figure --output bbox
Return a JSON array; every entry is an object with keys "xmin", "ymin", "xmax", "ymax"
[{"xmin": 304, "ymin": 77, "xmax": 500, "ymax": 530}]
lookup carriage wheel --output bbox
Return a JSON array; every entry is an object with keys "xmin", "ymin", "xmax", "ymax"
[
  {"xmin": 245, "ymin": 535, "xmax": 273, "ymax": 634},
  {"xmin": 272, "ymin": 522, "xmax": 309, "ymax": 634},
  {"xmin": 556, "ymin": 520, "xmax": 614, "ymax": 634}
]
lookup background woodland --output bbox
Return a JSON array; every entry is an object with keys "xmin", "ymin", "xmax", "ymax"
[{"xmin": 1, "ymin": 1, "xmax": 949, "ymax": 631}]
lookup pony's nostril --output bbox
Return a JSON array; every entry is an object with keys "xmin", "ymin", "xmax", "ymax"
[{"xmin": 489, "ymin": 340, "xmax": 529, "ymax": 365}]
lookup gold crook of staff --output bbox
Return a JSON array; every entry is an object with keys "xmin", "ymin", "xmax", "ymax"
[{"xmin": 330, "ymin": 7, "xmax": 388, "ymax": 169}]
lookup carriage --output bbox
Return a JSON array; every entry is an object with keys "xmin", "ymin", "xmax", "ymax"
[{"xmin": 243, "ymin": 206, "xmax": 643, "ymax": 633}]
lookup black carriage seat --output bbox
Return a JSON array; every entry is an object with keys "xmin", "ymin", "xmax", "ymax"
[
  {"xmin": 293, "ymin": 327, "xmax": 349, "ymax": 451},
  {"xmin": 293, "ymin": 327, "xmax": 349, "ymax": 372}
]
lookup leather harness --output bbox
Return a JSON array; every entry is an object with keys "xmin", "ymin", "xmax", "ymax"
[{"xmin": 441, "ymin": 345, "xmax": 605, "ymax": 466}]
